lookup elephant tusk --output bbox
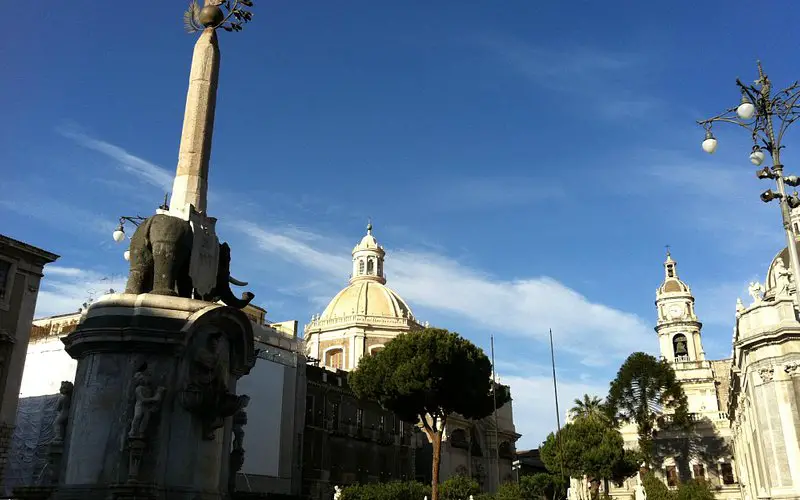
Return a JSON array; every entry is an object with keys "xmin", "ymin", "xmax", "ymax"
[{"xmin": 228, "ymin": 276, "xmax": 248, "ymax": 287}]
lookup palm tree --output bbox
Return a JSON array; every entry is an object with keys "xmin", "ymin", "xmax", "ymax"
[{"xmin": 569, "ymin": 394, "xmax": 606, "ymax": 421}]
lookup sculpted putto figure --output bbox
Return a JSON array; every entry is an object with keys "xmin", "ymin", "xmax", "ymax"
[
  {"xmin": 772, "ymin": 258, "xmax": 792, "ymax": 297},
  {"xmin": 53, "ymin": 381, "xmax": 74, "ymax": 443},
  {"xmin": 129, "ymin": 370, "xmax": 166, "ymax": 439},
  {"xmin": 748, "ymin": 281, "xmax": 764, "ymax": 304},
  {"xmin": 333, "ymin": 485, "xmax": 342, "ymax": 500}
]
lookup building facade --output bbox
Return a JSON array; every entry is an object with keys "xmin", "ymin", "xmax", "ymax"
[
  {"xmin": 728, "ymin": 242, "xmax": 800, "ymax": 500},
  {"xmin": 303, "ymin": 224, "xmax": 520, "ymax": 494},
  {"xmin": 609, "ymin": 252, "xmax": 740, "ymax": 500},
  {"xmin": 302, "ymin": 363, "xmax": 416, "ymax": 499},
  {"xmin": 0, "ymin": 234, "xmax": 58, "ymax": 486}
]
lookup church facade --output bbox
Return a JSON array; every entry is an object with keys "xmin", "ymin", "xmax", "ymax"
[
  {"xmin": 728, "ymin": 241, "xmax": 800, "ymax": 500},
  {"xmin": 607, "ymin": 252, "xmax": 740, "ymax": 500},
  {"xmin": 303, "ymin": 224, "xmax": 520, "ymax": 494}
]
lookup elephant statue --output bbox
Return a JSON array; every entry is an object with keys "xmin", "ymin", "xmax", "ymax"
[{"xmin": 125, "ymin": 214, "xmax": 254, "ymax": 309}]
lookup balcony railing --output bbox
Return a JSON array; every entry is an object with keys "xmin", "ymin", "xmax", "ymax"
[{"xmin": 661, "ymin": 411, "xmax": 729, "ymax": 424}]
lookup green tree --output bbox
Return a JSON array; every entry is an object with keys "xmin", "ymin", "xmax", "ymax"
[
  {"xmin": 494, "ymin": 481, "xmax": 523, "ymax": 500},
  {"xmin": 523, "ymin": 473, "xmax": 566, "ymax": 500},
  {"xmin": 605, "ymin": 352, "xmax": 690, "ymax": 464},
  {"xmin": 641, "ymin": 472, "xmax": 673, "ymax": 500},
  {"xmin": 440, "ymin": 475, "xmax": 481, "ymax": 500},
  {"xmin": 674, "ymin": 479, "xmax": 717, "ymax": 500},
  {"xmin": 349, "ymin": 328, "xmax": 511, "ymax": 500},
  {"xmin": 540, "ymin": 417, "xmax": 639, "ymax": 499},
  {"xmin": 339, "ymin": 480, "xmax": 430, "ymax": 500},
  {"xmin": 569, "ymin": 394, "xmax": 607, "ymax": 422}
]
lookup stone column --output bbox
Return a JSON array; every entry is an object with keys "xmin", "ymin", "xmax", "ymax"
[
  {"xmin": 775, "ymin": 364, "xmax": 800, "ymax": 488},
  {"xmin": 169, "ymin": 28, "xmax": 220, "ymax": 215},
  {"xmin": 54, "ymin": 294, "xmax": 254, "ymax": 500}
]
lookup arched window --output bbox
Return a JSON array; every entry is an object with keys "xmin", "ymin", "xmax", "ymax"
[
  {"xmin": 370, "ymin": 346, "xmax": 384, "ymax": 356},
  {"xmin": 673, "ymin": 334, "xmax": 688, "ymax": 360},
  {"xmin": 367, "ymin": 258, "xmax": 374, "ymax": 274},
  {"xmin": 358, "ymin": 260, "xmax": 365, "ymax": 275},
  {"xmin": 498, "ymin": 441, "xmax": 514, "ymax": 459},
  {"xmin": 450, "ymin": 429, "xmax": 469, "ymax": 450},
  {"xmin": 325, "ymin": 348, "xmax": 344, "ymax": 369}
]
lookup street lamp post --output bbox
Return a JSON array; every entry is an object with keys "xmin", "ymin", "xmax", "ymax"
[{"xmin": 698, "ymin": 61, "xmax": 800, "ymax": 308}]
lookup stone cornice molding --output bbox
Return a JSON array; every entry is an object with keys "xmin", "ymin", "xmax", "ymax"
[
  {"xmin": 305, "ymin": 314, "xmax": 420, "ymax": 333},
  {"xmin": 654, "ymin": 319, "xmax": 703, "ymax": 332}
]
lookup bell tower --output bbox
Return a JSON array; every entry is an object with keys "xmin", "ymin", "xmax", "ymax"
[
  {"xmin": 654, "ymin": 249, "xmax": 705, "ymax": 363},
  {"xmin": 350, "ymin": 222, "xmax": 387, "ymax": 285}
]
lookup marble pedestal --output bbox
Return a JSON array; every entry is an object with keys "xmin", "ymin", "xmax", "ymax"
[{"xmin": 53, "ymin": 293, "xmax": 255, "ymax": 500}]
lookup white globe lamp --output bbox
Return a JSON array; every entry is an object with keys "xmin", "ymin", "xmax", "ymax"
[
  {"xmin": 737, "ymin": 97, "xmax": 756, "ymax": 120},
  {"xmin": 702, "ymin": 130, "xmax": 718, "ymax": 154},
  {"xmin": 750, "ymin": 148, "xmax": 766, "ymax": 166},
  {"xmin": 113, "ymin": 225, "xmax": 125, "ymax": 243}
]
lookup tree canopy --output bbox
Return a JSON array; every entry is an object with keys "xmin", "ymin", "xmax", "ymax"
[
  {"xmin": 440, "ymin": 475, "xmax": 481, "ymax": 500},
  {"xmin": 604, "ymin": 352, "xmax": 690, "ymax": 462},
  {"xmin": 540, "ymin": 416, "xmax": 639, "ymax": 492},
  {"xmin": 349, "ymin": 327, "xmax": 510, "ymax": 500}
]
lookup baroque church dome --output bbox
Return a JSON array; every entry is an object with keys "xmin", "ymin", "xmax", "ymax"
[
  {"xmin": 304, "ymin": 223, "xmax": 421, "ymax": 371},
  {"xmin": 318, "ymin": 223, "xmax": 415, "ymax": 322},
  {"xmin": 320, "ymin": 280, "xmax": 414, "ymax": 321}
]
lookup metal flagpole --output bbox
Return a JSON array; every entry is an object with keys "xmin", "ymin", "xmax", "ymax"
[
  {"xmin": 491, "ymin": 334, "xmax": 500, "ymax": 491},
  {"xmin": 550, "ymin": 329, "xmax": 566, "ymax": 490}
]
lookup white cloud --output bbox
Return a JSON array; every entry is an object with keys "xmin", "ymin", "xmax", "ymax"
[
  {"xmin": 503, "ymin": 374, "xmax": 609, "ymax": 449},
  {"xmin": 231, "ymin": 222, "xmax": 652, "ymax": 365},
  {"xmin": 45, "ymin": 267, "xmax": 87, "ymax": 277},
  {"xmin": 57, "ymin": 125, "xmax": 173, "ymax": 192},
  {"xmin": 36, "ymin": 268, "xmax": 126, "ymax": 318},
  {"xmin": 475, "ymin": 37, "xmax": 659, "ymax": 120}
]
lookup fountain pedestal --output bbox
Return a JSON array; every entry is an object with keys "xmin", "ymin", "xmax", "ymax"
[{"xmin": 52, "ymin": 293, "xmax": 254, "ymax": 500}]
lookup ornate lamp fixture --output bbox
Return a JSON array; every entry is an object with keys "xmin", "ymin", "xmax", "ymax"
[{"xmin": 698, "ymin": 61, "xmax": 800, "ymax": 307}]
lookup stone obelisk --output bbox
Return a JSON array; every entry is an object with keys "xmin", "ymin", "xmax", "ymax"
[{"xmin": 169, "ymin": 25, "xmax": 220, "ymax": 216}]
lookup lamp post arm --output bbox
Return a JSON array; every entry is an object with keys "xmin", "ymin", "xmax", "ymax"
[{"xmin": 736, "ymin": 78, "xmax": 760, "ymax": 105}]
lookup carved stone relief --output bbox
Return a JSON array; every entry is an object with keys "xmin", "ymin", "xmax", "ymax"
[
  {"xmin": 128, "ymin": 367, "xmax": 165, "ymax": 439},
  {"xmin": 758, "ymin": 366, "xmax": 775, "ymax": 384},
  {"xmin": 127, "ymin": 365, "xmax": 165, "ymax": 483},
  {"xmin": 784, "ymin": 361, "xmax": 800, "ymax": 377},
  {"xmin": 179, "ymin": 330, "xmax": 249, "ymax": 440}
]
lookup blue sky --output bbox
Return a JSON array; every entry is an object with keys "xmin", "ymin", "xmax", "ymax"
[{"xmin": 3, "ymin": 0, "xmax": 800, "ymax": 449}]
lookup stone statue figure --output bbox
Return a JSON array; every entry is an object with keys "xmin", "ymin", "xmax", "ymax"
[
  {"xmin": 772, "ymin": 258, "xmax": 792, "ymax": 297},
  {"xmin": 129, "ymin": 370, "xmax": 166, "ymax": 439},
  {"xmin": 53, "ymin": 381, "xmax": 74, "ymax": 443},
  {"xmin": 736, "ymin": 298, "xmax": 745, "ymax": 314},
  {"xmin": 333, "ymin": 485, "xmax": 342, "ymax": 500},
  {"xmin": 180, "ymin": 332, "xmax": 249, "ymax": 440},
  {"xmin": 232, "ymin": 395, "xmax": 250, "ymax": 452},
  {"xmin": 748, "ymin": 281, "xmax": 764, "ymax": 305}
]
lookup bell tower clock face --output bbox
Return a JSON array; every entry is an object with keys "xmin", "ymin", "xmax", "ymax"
[{"xmin": 668, "ymin": 305, "xmax": 684, "ymax": 320}]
